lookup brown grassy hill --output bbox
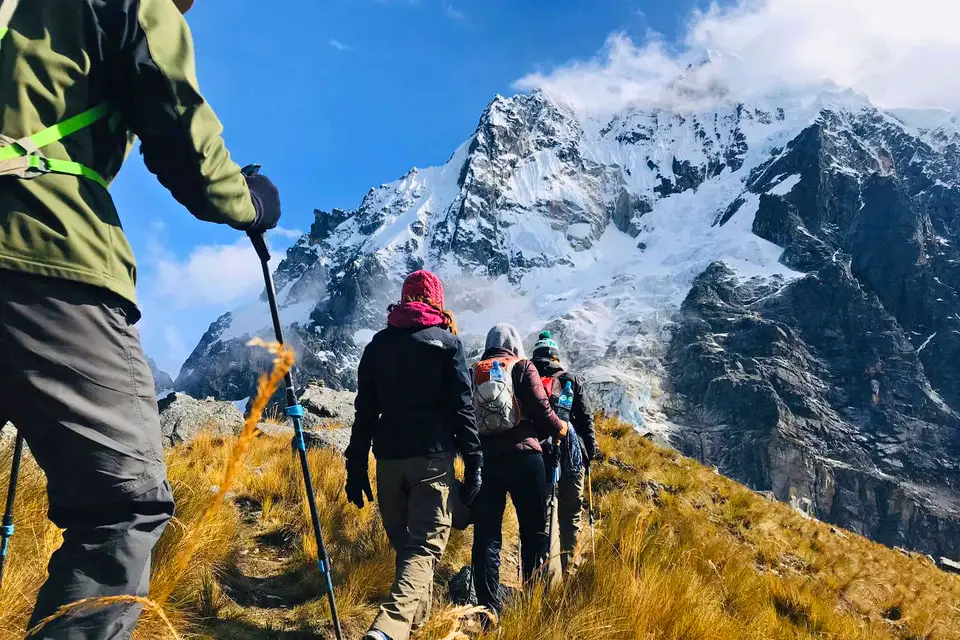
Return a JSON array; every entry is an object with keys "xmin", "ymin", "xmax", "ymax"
[{"xmin": 0, "ymin": 416, "xmax": 957, "ymax": 639}]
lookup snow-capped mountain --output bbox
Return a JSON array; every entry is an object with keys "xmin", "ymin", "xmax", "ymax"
[{"xmin": 177, "ymin": 88, "xmax": 960, "ymax": 558}]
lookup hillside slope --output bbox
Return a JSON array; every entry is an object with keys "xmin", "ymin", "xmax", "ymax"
[{"xmin": 0, "ymin": 418, "xmax": 957, "ymax": 639}]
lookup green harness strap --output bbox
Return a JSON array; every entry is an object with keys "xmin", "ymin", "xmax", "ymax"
[{"xmin": 0, "ymin": 11, "xmax": 114, "ymax": 189}]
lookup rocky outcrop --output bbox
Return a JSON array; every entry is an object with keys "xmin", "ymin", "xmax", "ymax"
[
  {"xmin": 148, "ymin": 356, "xmax": 174, "ymax": 392},
  {"xmin": 668, "ymin": 263, "xmax": 960, "ymax": 558},
  {"xmin": 667, "ymin": 110, "xmax": 960, "ymax": 557},
  {"xmin": 157, "ymin": 393, "xmax": 244, "ymax": 448},
  {"xmin": 298, "ymin": 386, "xmax": 356, "ymax": 428},
  {"xmin": 255, "ymin": 423, "xmax": 352, "ymax": 455}
]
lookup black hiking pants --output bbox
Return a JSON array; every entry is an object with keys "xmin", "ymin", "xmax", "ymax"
[
  {"xmin": 471, "ymin": 450, "xmax": 548, "ymax": 614},
  {"xmin": 0, "ymin": 271, "xmax": 175, "ymax": 639}
]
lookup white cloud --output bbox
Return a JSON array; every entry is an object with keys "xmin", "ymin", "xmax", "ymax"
[
  {"xmin": 153, "ymin": 240, "xmax": 268, "ymax": 309},
  {"xmin": 163, "ymin": 325, "xmax": 187, "ymax": 373},
  {"xmin": 443, "ymin": 2, "xmax": 465, "ymax": 22},
  {"xmin": 329, "ymin": 39, "xmax": 351, "ymax": 52},
  {"xmin": 514, "ymin": 0, "xmax": 960, "ymax": 116},
  {"xmin": 147, "ymin": 231, "xmax": 295, "ymax": 310},
  {"xmin": 272, "ymin": 226, "xmax": 305, "ymax": 240}
]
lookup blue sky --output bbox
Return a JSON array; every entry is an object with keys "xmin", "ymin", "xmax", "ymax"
[{"xmin": 117, "ymin": 0, "xmax": 713, "ymax": 376}]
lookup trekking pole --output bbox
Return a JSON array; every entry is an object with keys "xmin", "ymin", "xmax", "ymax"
[
  {"xmin": 243, "ymin": 164, "xmax": 343, "ymax": 640},
  {"xmin": 586, "ymin": 463, "xmax": 595, "ymax": 557},
  {"xmin": 517, "ymin": 537, "xmax": 522, "ymax": 584},
  {"xmin": 0, "ymin": 431, "xmax": 25, "ymax": 588},
  {"xmin": 546, "ymin": 441, "xmax": 561, "ymax": 568}
]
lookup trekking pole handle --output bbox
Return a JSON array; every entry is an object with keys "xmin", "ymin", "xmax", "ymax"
[{"xmin": 241, "ymin": 163, "xmax": 271, "ymax": 264}]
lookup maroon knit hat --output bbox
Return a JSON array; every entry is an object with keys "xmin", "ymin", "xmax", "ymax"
[{"xmin": 400, "ymin": 270, "xmax": 445, "ymax": 308}]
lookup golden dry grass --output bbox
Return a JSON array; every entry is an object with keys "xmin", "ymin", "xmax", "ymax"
[{"xmin": 0, "ymin": 414, "xmax": 957, "ymax": 639}]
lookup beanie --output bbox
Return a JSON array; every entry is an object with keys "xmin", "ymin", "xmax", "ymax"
[
  {"xmin": 400, "ymin": 270, "xmax": 445, "ymax": 308},
  {"xmin": 532, "ymin": 330, "xmax": 561, "ymax": 361}
]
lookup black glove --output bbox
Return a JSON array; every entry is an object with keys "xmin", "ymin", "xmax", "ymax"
[
  {"xmin": 245, "ymin": 173, "xmax": 281, "ymax": 233},
  {"xmin": 459, "ymin": 462, "xmax": 482, "ymax": 507},
  {"xmin": 345, "ymin": 460, "xmax": 373, "ymax": 509}
]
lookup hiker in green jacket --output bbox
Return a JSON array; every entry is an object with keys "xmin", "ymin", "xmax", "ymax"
[{"xmin": 0, "ymin": 0, "xmax": 280, "ymax": 637}]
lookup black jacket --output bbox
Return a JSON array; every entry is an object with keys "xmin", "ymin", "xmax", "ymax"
[
  {"xmin": 346, "ymin": 326, "xmax": 482, "ymax": 467},
  {"xmin": 532, "ymin": 358, "xmax": 596, "ymax": 460}
]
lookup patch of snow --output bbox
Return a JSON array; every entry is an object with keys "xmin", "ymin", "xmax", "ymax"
[
  {"xmin": 566, "ymin": 223, "xmax": 594, "ymax": 240},
  {"xmin": 918, "ymin": 333, "xmax": 937, "ymax": 353},
  {"xmin": 768, "ymin": 174, "xmax": 801, "ymax": 196}
]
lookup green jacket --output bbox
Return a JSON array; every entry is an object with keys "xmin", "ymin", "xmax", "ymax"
[{"xmin": 0, "ymin": 0, "xmax": 256, "ymax": 304}]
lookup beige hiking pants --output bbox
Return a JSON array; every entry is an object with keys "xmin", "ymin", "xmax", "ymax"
[
  {"xmin": 370, "ymin": 453, "xmax": 454, "ymax": 640},
  {"xmin": 558, "ymin": 467, "xmax": 586, "ymax": 575}
]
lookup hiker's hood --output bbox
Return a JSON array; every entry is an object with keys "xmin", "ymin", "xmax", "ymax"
[{"xmin": 484, "ymin": 323, "xmax": 525, "ymax": 358}]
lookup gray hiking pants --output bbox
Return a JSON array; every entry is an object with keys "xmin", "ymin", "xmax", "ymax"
[{"xmin": 0, "ymin": 271, "xmax": 174, "ymax": 640}]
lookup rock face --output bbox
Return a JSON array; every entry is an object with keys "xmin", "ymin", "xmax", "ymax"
[
  {"xmin": 665, "ymin": 107, "xmax": 960, "ymax": 558},
  {"xmin": 148, "ymin": 356, "xmax": 174, "ymax": 392},
  {"xmin": 298, "ymin": 386, "xmax": 356, "ymax": 428},
  {"xmin": 179, "ymin": 88, "xmax": 960, "ymax": 556},
  {"xmin": 256, "ymin": 423, "xmax": 352, "ymax": 455},
  {"xmin": 157, "ymin": 393, "xmax": 244, "ymax": 448}
]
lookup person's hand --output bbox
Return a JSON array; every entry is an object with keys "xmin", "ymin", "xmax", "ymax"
[
  {"xmin": 459, "ymin": 462, "xmax": 483, "ymax": 507},
  {"xmin": 557, "ymin": 421, "xmax": 569, "ymax": 438},
  {"xmin": 345, "ymin": 460, "xmax": 373, "ymax": 509},
  {"xmin": 245, "ymin": 173, "xmax": 281, "ymax": 233}
]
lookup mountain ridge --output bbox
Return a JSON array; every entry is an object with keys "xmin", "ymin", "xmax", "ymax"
[{"xmin": 176, "ymin": 86, "xmax": 960, "ymax": 557}]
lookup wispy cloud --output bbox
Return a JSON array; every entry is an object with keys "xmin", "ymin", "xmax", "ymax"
[
  {"xmin": 443, "ymin": 2, "xmax": 466, "ymax": 22},
  {"xmin": 145, "ymin": 229, "xmax": 299, "ymax": 310},
  {"xmin": 328, "ymin": 39, "xmax": 352, "ymax": 52},
  {"xmin": 137, "ymin": 222, "xmax": 301, "ymax": 374},
  {"xmin": 514, "ymin": 0, "xmax": 960, "ymax": 116}
]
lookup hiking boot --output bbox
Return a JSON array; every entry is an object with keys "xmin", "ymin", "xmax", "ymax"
[{"xmin": 363, "ymin": 630, "xmax": 392, "ymax": 640}]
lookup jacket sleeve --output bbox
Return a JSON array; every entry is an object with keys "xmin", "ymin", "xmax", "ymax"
[
  {"xmin": 444, "ymin": 338, "xmax": 482, "ymax": 468},
  {"xmin": 515, "ymin": 360, "xmax": 565, "ymax": 440},
  {"xmin": 112, "ymin": 0, "xmax": 256, "ymax": 229},
  {"xmin": 571, "ymin": 375, "xmax": 596, "ymax": 458},
  {"xmin": 345, "ymin": 343, "xmax": 378, "ymax": 465}
]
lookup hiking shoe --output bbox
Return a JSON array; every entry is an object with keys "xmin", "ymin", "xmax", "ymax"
[{"xmin": 363, "ymin": 631, "xmax": 391, "ymax": 640}]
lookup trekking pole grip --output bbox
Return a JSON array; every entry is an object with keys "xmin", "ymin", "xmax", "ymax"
[{"xmin": 241, "ymin": 163, "xmax": 271, "ymax": 264}]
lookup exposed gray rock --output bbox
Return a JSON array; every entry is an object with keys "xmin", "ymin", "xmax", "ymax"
[
  {"xmin": 668, "ymin": 260, "xmax": 960, "ymax": 558},
  {"xmin": 157, "ymin": 393, "xmax": 244, "ymax": 448},
  {"xmin": 254, "ymin": 422, "xmax": 351, "ymax": 455},
  {"xmin": 147, "ymin": 356, "xmax": 174, "ymax": 392},
  {"xmin": 298, "ymin": 385, "xmax": 356, "ymax": 427}
]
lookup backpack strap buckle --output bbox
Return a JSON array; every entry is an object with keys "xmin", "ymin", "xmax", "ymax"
[{"xmin": 0, "ymin": 135, "xmax": 48, "ymax": 180}]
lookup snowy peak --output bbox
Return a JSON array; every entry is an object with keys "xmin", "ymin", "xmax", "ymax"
[{"xmin": 181, "ymin": 87, "xmax": 946, "ymax": 398}]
